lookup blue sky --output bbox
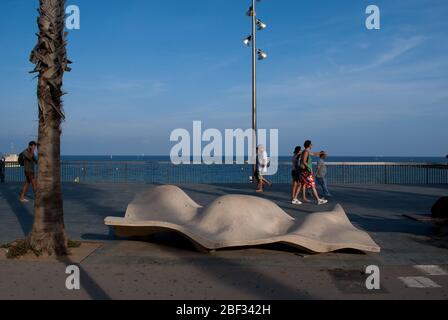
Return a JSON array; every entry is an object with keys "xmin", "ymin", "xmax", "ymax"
[{"xmin": 0, "ymin": 0, "xmax": 447, "ymax": 156}]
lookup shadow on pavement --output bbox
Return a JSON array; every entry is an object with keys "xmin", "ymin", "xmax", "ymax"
[
  {"xmin": 140, "ymin": 232, "xmax": 316, "ymax": 299},
  {"xmin": 57, "ymin": 255, "xmax": 111, "ymax": 300},
  {"xmin": 1, "ymin": 184, "xmax": 34, "ymax": 236}
]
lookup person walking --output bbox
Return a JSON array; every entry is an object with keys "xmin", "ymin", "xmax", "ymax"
[
  {"xmin": 291, "ymin": 146, "xmax": 303, "ymax": 205},
  {"xmin": 316, "ymin": 152, "xmax": 332, "ymax": 198},
  {"xmin": 255, "ymin": 145, "xmax": 272, "ymax": 192},
  {"xmin": 299, "ymin": 140, "xmax": 328, "ymax": 205},
  {"xmin": 19, "ymin": 141, "xmax": 38, "ymax": 203}
]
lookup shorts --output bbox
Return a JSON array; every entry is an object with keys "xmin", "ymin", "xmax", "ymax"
[
  {"xmin": 254, "ymin": 170, "xmax": 262, "ymax": 182},
  {"xmin": 25, "ymin": 171, "xmax": 35, "ymax": 183},
  {"xmin": 300, "ymin": 170, "xmax": 316, "ymax": 189}
]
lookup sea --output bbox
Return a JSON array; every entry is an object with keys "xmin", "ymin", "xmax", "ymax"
[
  {"xmin": 3, "ymin": 155, "xmax": 447, "ymax": 184},
  {"xmin": 60, "ymin": 155, "xmax": 448, "ymax": 164}
]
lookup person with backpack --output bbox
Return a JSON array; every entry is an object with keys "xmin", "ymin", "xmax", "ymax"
[{"xmin": 19, "ymin": 141, "xmax": 38, "ymax": 203}]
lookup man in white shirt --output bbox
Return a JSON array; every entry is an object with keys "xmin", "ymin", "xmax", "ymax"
[{"xmin": 256, "ymin": 145, "xmax": 272, "ymax": 192}]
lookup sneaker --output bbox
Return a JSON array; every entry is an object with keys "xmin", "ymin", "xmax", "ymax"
[
  {"xmin": 19, "ymin": 198, "xmax": 29, "ymax": 203},
  {"xmin": 291, "ymin": 199, "xmax": 302, "ymax": 205},
  {"xmin": 317, "ymin": 199, "xmax": 328, "ymax": 205}
]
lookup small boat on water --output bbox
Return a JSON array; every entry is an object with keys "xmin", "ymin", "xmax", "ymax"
[
  {"xmin": 2, "ymin": 154, "xmax": 20, "ymax": 167},
  {"xmin": 4, "ymin": 153, "xmax": 18, "ymax": 162}
]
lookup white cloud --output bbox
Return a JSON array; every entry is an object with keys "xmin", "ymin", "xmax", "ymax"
[
  {"xmin": 105, "ymin": 80, "xmax": 167, "ymax": 97},
  {"xmin": 350, "ymin": 36, "xmax": 428, "ymax": 72}
]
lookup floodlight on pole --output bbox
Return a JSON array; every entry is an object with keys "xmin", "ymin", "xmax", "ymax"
[
  {"xmin": 243, "ymin": 35, "xmax": 252, "ymax": 46},
  {"xmin": 257, "ymin": 49, "xmax": 268, "ymax": 60},
  {"xmin": 256, "ymin": 19, "xmax": 267, "ymax": 30},
  {"xmin": 246, "ymin": 6, "xmax": 253, "ymax": 16}
]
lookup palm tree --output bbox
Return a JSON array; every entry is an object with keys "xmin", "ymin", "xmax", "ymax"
[{"xmin": 28, "ymin": 0, "xmax": 71, "ymax": 256}]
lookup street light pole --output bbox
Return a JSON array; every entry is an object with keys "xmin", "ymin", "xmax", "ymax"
[
  {"xmin": 244, "ymin": 0, "xmax": 267, "ymax": 181},
  {"xmin": 251, "ymin": 0, "xmax": 257, "ymax": 177}
]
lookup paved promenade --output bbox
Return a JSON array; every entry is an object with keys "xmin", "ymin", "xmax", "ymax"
[{"xmin": 0, "ymin": 183, "xmax": 447, "ymax": 299}]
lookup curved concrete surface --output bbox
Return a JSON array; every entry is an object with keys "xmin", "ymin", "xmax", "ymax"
[{"xmin": 105, "ymin": 185, "xmax": 381, "ymax": 253}]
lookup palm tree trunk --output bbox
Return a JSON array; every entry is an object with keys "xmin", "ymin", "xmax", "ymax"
[{"xmin": 29, "ymin": 0, "xmax": 71, "ymax": 255}]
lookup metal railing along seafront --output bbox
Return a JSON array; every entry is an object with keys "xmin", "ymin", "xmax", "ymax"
[{"xmin": 1, "ymin": 160, "xmax": 447, "ymax": 185}]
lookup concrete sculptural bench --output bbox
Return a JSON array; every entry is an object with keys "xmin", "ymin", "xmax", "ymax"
[{"xmin": 105, "ymin": 185, "xmax": 381, "ymax": 254}]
